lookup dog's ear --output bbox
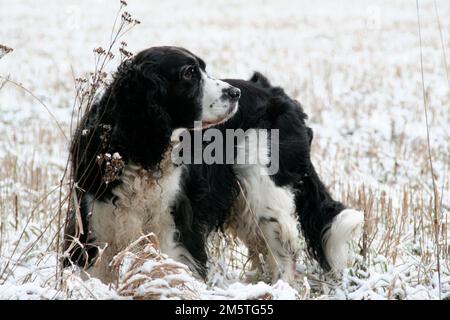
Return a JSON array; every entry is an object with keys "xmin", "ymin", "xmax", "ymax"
[
  {"xmin": 111, "ymin": 59, "xmax": 168, "ymax": 112},
  {"xmin": 249, "ymin": 71, "xmax": 272, "ymax": 88},
  {"xmin": 135, "ymin": 61, "xmax": 168, "ymax": 100},
  {"xmin": 109, "ymin": 59, "xmax": 172, "ymax": 169}
]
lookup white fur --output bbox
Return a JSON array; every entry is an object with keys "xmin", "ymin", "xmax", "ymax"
[
  {"xmin": 200, "ymin": 70, "xmax": 237, "ymax": 123},
  {"xmin": 227, "ymin": 141, "xmax": 300, "ymax": 284},
  {"xmin": 87, "ymin": 150, "xmax": 197, "ymax": 283},
  {"xmin": 322, "ymin": 209, "xmax": 364, "ymax": 270}
]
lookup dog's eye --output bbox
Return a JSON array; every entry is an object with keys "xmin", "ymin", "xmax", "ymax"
[{"xmin": 183, "ymin": 66, "xmax": 196, "ymax": 80}]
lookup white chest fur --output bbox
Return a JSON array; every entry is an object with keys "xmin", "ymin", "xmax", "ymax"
[{"xmin": 90, "ymin": 162, "xmax": 182, "ymax": 254}]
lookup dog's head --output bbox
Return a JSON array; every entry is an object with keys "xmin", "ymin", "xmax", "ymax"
[
  {"xmin": 100, "ymin": 46, "xmax": 240, "ymax": 168},
  {"xmin": 118, "ymin": 46, "xmax": 240, "ymax": 130}
]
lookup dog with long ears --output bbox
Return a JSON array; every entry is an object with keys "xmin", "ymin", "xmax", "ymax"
[
  {"xmin": 64, "ymin": 46, "xmax": 363, "ymax": 284},
  {"xmin": 63, "ymin": 46, "xmax": 241, "ymax": 282}
]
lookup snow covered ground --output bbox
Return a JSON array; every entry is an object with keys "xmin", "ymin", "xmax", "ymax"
[{"xmin": 0, "ymin": 0, "xmax": 448, "ymax": 300}]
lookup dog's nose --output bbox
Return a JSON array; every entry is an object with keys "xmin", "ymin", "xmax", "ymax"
[{"xmin": 226, "ymin": 87, "xmax": 241, "ymax": 100}]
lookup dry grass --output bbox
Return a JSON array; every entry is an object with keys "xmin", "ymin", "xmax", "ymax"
[
  {"xmin": 114, "ymin": 233, "xmax": 201, "ymax": 300},
  {"xmin": 0, "ymin": 0, "xmax": 448, "ymax": 299}
]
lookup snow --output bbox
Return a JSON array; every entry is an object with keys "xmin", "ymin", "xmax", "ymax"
[{"xmin": 0, "ymin": 0, "xmax": 449, "ymax": 300}]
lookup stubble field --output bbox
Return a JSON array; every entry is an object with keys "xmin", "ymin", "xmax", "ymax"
[{"xmin": 0, "ymin": 0, "xmax": 448, "ymax": 299}]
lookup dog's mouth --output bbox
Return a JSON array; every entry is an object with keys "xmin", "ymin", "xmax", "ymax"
[{"xmin": 200, "ymin": 102, "xmax": 238, "ymax": 129}]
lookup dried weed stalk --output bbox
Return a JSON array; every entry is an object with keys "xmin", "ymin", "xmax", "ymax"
[{"xmin": 114, "ymin": 233, "xmax": 200, "ymax": 300}]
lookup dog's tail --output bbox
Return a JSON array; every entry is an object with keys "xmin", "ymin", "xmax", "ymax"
[{"xmin": 293, "ymin": 166, "xmax": 363, "ymax": 271}]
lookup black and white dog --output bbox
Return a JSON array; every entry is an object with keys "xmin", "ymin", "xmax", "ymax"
[
  {"xmin": 63, "ymin": 46, "xmax": 241, "ymax": 282},
  {"xmin": 63, "ymin": 46, "xmax": 363, "ymax": 284}
]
